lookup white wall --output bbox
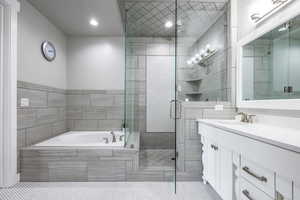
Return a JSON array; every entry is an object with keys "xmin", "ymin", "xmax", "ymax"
[
  {"xmin": 67, "ymin": 36, "xmax": 124, "ymax": 90},
  {"xmin": 18, "ymin": 0, "xmax": 67, "ymax": 89}
]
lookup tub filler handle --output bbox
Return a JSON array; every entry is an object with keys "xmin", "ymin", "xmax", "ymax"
[
  {"xmin": 110, "ymin": 131, "xmax": 117, "ymax": 143},
  {"xmin": 119, "ymin": 135, "xmax": 125, "ymax": 141},
  {"xmin": 103, "ymin": 137, "xmax": 109, "ymax": 144}
]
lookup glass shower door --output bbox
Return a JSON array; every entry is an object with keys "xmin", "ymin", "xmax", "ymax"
[{"xmin": 123, "ymin": 0, "xmax": 178, "ymax": 193}]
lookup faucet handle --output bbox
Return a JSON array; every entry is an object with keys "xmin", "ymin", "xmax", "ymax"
[
  {"xmin": 103, "ymin": 137, "xmax": 109, "ymax": 144},
  {"xmin": 119, "ymin": 135, "xmax": 125, "ymax": 141},
  {"xmin": 237, "ymin": 112, "xmax": 247, "ymax": 122},
  {"xmin": 247, "ymin": 114, "xmax": 256, "ymax": 123}
]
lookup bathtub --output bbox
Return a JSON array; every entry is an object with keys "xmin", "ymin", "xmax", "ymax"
[
  {"xmin": 21, "ymin": 131, "xmax": 140, "ymax": 182},
  {"xmin": 34, "ymin": 131, "xmax": 125, "ymax": 147}
]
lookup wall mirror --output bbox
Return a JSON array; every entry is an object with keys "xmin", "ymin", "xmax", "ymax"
[{"xmin": 237, "ymin": 13, "xmax": 300, "ymax": 110}]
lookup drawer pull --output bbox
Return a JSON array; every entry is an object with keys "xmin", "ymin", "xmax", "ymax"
[
  {"xmin": 242, "ymin": 167, "xmax": 267, "ymax": 182},
  {"xmin": 210, "ymin": 144, "xmax": 218, "ymax": 151},
  {"xmin": 242, "ymin": 190, "xmax": 254, "ymax": 200}
]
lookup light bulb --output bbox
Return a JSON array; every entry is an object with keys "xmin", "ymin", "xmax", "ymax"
[
  {"xmin": 89, "ymin": 18, "xmax": 99, "ymax": 27},
  {"xmin": 165, "ymin": 21, "xmax": 173, "ymax": 28},
  {"xmin": 206, "ymin": 44, "xmax": 212, "ymax": 52},
  {"xmin": 187, "ymin": 60, "xmax": 192, "ymax": 65}
]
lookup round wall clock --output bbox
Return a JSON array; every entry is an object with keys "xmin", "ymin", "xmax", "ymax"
[{"xmin": 41, "ymin": 41, "xmax": 56, "ymax": 62}]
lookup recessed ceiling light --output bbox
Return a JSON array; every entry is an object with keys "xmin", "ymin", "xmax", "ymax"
[
  {"xmin": 89, "ymin": 18, "xmax": 99, "ymax": 27},
  {"xmin": 165, "ymin": 21, "xmax": 173, "ymax": 28}
]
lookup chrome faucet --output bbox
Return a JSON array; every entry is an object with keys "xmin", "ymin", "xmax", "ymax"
[
  {"xmin": 110, "ymin": 131, "xmax": 117, "ymax": 143},
  {"xmin": 119, "ymin": 135, "xmax": 125, "ymax": 142},
  {"xmin": 238, "ymin": 112, "xmax": 256, "ymax": 123}
]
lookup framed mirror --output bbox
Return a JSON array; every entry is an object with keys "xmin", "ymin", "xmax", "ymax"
[{"xmin": 237, "ymin": 9, "xmax": 300, "ymax": 110}]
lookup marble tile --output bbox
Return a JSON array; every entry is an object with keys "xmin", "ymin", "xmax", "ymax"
[
  {"xmin": 73, "ymin": 120, "xmax": 98, "ymax": 131},
  {"xmin": 87, "ymin": 161, "xmax": 126, "ymax": 181},
  {"xmin": 90, "ymin": 94, "xmax": 114, "ymax": 106},
  {"xmin": 36, "ymin": 108, "xmax": 59, "ymax": 125},
  {"xmin": 67, "ymin": 95, "xmax": 90, "ymax": 106},
  {"xmin": 48, "ymin": 92, "xmax": 66, "ymax": 107},
  {"xmin": 17, "ymin": 88, "xmax": 47, "ymax": 107},
  {"xmin": 17, "ymin": 109, "xmax": 36, "ymax": 129},
  {"xmin": 26, "ymin": 124, "xmax": 53, "ymax": 146},
  {"xmin": 52, "ymin": 121, "xmax": 67, "ymax": 136},
  {"xmin": 82, "ymin": 107, "xmax": 106, "ymax": 120}
]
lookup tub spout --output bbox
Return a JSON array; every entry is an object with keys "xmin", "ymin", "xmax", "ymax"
[{"xmin": 110, "ymin": 131, "xmax": 117, "ymax": 143}]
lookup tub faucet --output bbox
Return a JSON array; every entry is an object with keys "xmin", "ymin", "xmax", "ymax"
[
  {"xmin": 119, "ymin": 135, "xmax": 125, "ymax": 142},
  {"xmin": 103, "ymin": 137, "xmax": 109, "ymax": 144},
  {"xmin": 110, "ymin": 131, "xmax": 117, "ymax": 143}
]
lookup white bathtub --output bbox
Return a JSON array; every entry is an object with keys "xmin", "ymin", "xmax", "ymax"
[{"xmin": 34, "ymin": 131, "xmax": 125, "ymax": 147}]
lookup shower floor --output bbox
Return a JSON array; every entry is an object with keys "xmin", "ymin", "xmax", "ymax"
[
  {"xmin": 126, "ymin": 149, "xmax": 174, "ymax": 182},
  {"xmin": 139, "ymin": 149, "xmax": 174, "ymax": 170}
]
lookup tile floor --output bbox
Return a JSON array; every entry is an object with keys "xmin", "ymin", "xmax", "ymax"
[{"xmin": 0, "ymin": 182, "xmax": 221, "ymax": 200}]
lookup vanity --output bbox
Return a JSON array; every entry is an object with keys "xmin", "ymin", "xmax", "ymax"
[{"xmin": 197, "ymin": 118, "xmax": 300, "ymax": 200}]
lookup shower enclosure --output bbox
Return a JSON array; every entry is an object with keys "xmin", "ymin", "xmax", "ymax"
[{"xmin": 122, "ymin": 0, "xmax": 229, "ymax": 192}]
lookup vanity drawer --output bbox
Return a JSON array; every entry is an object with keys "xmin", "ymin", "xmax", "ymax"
[
  {"xmin": 241, "ymin": 178, "xmax": 273, "ymax": 200},
  {"xmin": 241, "ymin": 158, "xmax": 275, "ymax": 198}
]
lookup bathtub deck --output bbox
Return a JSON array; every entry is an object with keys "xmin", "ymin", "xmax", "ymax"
[{"xmin": 20, "ymin": 147, "xmax": 139, "ymax": 182}]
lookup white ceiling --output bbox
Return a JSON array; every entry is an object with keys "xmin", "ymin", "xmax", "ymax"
[{"xmin": 27, "ymin": 0, "xmax": 124, "ymax": 36}]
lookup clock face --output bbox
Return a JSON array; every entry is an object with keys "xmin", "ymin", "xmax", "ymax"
[{"xmin": 41, "ymin": 41, "xmax": 56, "ymax": 61}]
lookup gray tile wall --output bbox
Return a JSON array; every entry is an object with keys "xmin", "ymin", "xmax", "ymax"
[
  {"xmin": 126, "ymin": 37, "xmax": 175, "ymax": 148},
  {"xmin": 20, "ymin": 147, "xmax": 139, "ymax": 182},
  {"xmin": 17, "ymin": 81, "xmax": 125, "ymax": 172},
  {"xmin": 178, "ymin": 12, "xmax": 229, "ymax": 102},
  {"xmin": 17, "ymin": 81, "xmax": 67, "ymax": 172},
  {"xmin": 66, "ymin": 90, "xmax": 124, "ymax": 131}
]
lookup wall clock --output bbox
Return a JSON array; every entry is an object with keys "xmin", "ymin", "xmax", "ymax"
[{"xmin": 41, "ymin": 41, "xmax": 56, "ymax": 62}]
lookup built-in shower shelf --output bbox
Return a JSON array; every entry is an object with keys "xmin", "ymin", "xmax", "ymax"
[
  {"xmin": 185, "ymin": 92, "xmax": 202, "ymax": 96},
  {"xmin": 184, "ymin": 78, "xmax": 202, "ymax": 82}
]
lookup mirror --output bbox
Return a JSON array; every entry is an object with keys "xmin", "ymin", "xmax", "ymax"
[{"xmin": 242, "ymin": 15, "xmax": 300, "ymax": 101}]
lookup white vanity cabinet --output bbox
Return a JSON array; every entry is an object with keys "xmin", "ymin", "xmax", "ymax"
[
  {"xmin": 294, "ymin": 184, "xmax": 300, "ymax": 200},
  {"xmin": 200, "ymin": 126, "xmax": 233, "ymax": 200},
  {"xmin": 198, "ymin": 120, "xmax": 300, "ymax": 200}
]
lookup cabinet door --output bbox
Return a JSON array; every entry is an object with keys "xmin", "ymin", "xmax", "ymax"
[
  {"xmin": 276, "ymin": 175, "xmax": 292, "ymax": 200},
  {"xmin": 218, "ymin": 145, "xmax": 233, "ymax": 200},
  {"xmin": 294, "ymin": 183, "xmax": 300, "ymax": 200},
  {"xmin": 203, "ymin": 137, "xmax": 217, "ymax": 188}
]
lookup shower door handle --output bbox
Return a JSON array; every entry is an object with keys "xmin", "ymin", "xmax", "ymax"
[
  {"xmin": 169, "ymin": 100, "xmax": 182, "ymax": 119},
  {"xmin": 169, "ymin": 100, "xmax": 176, "ymax": 119}
]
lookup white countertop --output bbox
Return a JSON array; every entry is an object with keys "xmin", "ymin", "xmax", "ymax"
[{"xmin": 197, "ymin": 119, "xmax": 300, "ymax": 153}]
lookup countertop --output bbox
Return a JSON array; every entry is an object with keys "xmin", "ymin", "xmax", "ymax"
[{"xmin": 197, "ymin": 119, "xmax": 300, "ymax": 153}]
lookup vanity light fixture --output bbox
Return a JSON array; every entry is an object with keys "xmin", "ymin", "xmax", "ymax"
[
  {"xmin": 200, "ymin": 49, "xmax": 206, "ymax": 58},
  {"xmin": 195, "ymin": 53, "xmax": 201, "ymax": 59},
  {"xmin": 251, "ymin": 13, "xmax": 261, "ymax": 21},
  {"xmin": 272, "ymin": 0, "xmax": 288, "ymax": 4},
  {"xmin": 206, "ymin": 44, "xmax": 213, "ymax": 53},
  {"xmin": 165, "ymin": 21, "xmax": 173, "ymax": 28},
  {"xmin": 186, "ymin": 44, "xmax": 217, "ymax": 66},
  {"xmin": 250, "ymin": 0, "xmax": 293, "ymax": 23},
  {"xmin": 278, "ymin": 23, "xmax": 290, "ymax": 32},
  {"xmin": 89, "ymin": 18, "xmax": 99, "ymax": 27}
]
